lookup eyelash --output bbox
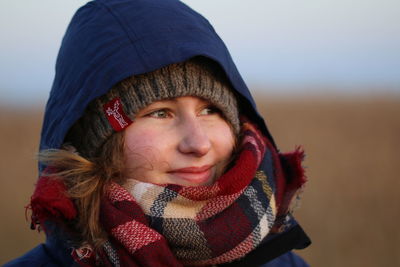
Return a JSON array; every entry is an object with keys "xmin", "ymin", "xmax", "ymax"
[
  {"xmin": 199, "ymin": 106, "xmax": 221, "ymax": 115},
  {"xmin": 147, "ymin": 109, "xmax": 171, "ymax": 118},
  {"xmin": 146, "ymin": 105, "xmax": 222, "ymax": 119}
]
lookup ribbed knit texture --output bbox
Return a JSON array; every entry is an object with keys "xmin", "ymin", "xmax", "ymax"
[{"xmin": 66, "ymin": 57, "xmax": 239, "ymax": 158}]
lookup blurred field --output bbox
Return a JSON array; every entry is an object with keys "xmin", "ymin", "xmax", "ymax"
[{"xmin": 1, "ymin": 95, "xmax": 399, "ymax": 266}]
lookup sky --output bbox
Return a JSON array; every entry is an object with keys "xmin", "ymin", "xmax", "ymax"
[{"xmin": 1, "ymin": 0, "xmax": 399, "ymax": 106}]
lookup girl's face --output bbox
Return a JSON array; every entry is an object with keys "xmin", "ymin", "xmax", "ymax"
[{"xmin": 123, "ymin": 96, "xmax": 236, "ymax": 186}]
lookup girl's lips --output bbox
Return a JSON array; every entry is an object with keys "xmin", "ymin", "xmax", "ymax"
[
  {"xmin": 168, "ymin": 165, "xmax": 213, "ymax": 185},
  {"xmin": 170, "ymin": 165, "xmax": 212, "ymax": 173}
]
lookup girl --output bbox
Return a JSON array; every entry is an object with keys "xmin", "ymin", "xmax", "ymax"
[{"xmin": 6, "ymin": 0, "xmax": 310, "ymax": 266}]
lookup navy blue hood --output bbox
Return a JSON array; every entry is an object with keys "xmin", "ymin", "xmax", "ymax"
[{"xmin": 40, "ymin": 0, "xmax": 275, "ymax": 154}]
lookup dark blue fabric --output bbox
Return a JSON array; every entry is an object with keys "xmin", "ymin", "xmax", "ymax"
[
  {"xmin": 14, "ymin": 0, "xmax": 310, "ymax": 266},
  {"xmin": 260, "ymin": 252, "xmax": 309, "ymax": 267},
  {"xmin": 40, "ymin": 0, "xmax": 274, "ymax": 154},
  {"xmin": 3, "ymin": 233, "xmax": 75, "ymax": 267},
  {"xmin": 4, "ymin": 244, "xmax": 305, "ymax": 267},
  {"xmin": 3, "ymin": 245, "xmax": 54, "ymax": 267},
  {"xmin": 5, "ymin": 217, "xmax": 309, "ymax": 266}
]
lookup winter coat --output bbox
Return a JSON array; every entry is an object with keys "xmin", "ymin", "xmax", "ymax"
[
  {"xmin": 5, "ymin": 231, "xmax": 309, "ymax": 267},
  {"xmin": 6, "ymin": 0, "xmax": 310, "ymax": 266}
]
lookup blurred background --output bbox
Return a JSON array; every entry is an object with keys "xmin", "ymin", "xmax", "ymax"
[{"xmin": 1, "ymin": 0, "xmax": 399, "ymax": 265}]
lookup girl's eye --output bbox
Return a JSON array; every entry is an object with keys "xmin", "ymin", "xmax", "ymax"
[
  {"xmin": 148, "ymin": 109, "xmax": 170, "ymax": 118},
  {"xmin": 199, "ymin": 106, "xmax": 221, "ymax": 116}
]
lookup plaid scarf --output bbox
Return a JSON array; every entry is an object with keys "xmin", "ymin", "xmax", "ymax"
[
  {"xmin": 29, "ymin": 120, "xmax": 306, "ymax": 266},
  {"xmin": 72, "ymin": 120, "xmax": 306, "ymax": 266}
]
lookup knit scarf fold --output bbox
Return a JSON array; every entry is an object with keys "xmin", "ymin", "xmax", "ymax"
[
  {"xmin": 29, "ymin": 120, "xmax": 306, "ymax": 267},
  {"xmin": 81, "ymin": 120, "xmax": 306, "ymax": 267}
]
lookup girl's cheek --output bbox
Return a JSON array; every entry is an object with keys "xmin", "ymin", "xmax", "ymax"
[
  {"xmin": 124, "ymin": 127, "xmax": 168, "ymax": 165},
  {"xmin": 125, "ymin": 126, "xmax": 160, "ymax": 147},
  {"xmin": 212, "ymin": 122, "xmax": 235, "ymax": 144}
]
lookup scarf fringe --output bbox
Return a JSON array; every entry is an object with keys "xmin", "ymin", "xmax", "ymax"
[
  {"xmin": 28, "ymin": 175, "xmax": 77, "ymax": 232},
  {"xmin": 273, "ymin": 146, "xmax": 307, "ymax": 232}
]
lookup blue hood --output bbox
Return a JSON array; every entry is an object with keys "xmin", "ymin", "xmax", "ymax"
[{"xmin": 40, "ymin": 0, "xmax": 275, "ymax": 154}]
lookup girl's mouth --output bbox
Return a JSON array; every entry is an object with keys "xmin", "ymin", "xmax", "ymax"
[{"xmin": 168, "ymin": 165, "xmax": 213, "ymax": 185}]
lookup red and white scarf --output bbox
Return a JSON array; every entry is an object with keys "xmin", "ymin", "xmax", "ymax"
[
  {"xmin": 83, "ymin": 121, "xmax": 305, "ymax": 266},
  {"xmin": 30, "ymin": 120, "xmax": 306, "ymax": 266}
]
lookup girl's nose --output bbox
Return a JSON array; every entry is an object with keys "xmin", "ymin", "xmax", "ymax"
[{"xmin": 178, "ymin": 118, "xmax": 211, "ymax": 157}]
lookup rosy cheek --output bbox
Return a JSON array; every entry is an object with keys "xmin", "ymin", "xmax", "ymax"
[
  {"xmin": 211, "ymin": 123, "xmax": 235, "ymax": 158},
  {"xmin": 124, "ymin": 126, "xmax": 169, "ymax": 171},
  {"xmin": 125, "ymin": 126, "xmax": 159, "ymax": 147}
]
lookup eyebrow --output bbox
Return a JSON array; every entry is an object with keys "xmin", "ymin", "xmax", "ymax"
[{"xmin": 162, "ymin": 98, "xmax": 178, "ymax": 103}]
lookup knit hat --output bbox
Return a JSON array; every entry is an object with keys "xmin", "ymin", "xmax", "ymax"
[{"xmin": 65, "ymin": 57, "xmax": 240, "ymax": 158}]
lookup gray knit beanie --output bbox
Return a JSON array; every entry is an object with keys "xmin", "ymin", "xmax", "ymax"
[{"xmin": 65, "ymin": 57, "xmax": 240, "ymax": 158}]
